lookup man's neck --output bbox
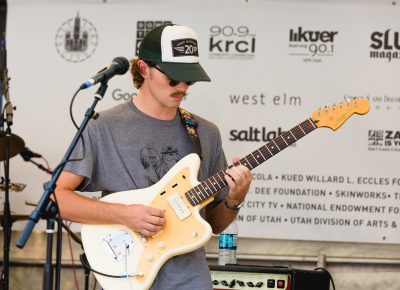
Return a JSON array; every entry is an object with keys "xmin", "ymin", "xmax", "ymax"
[{"xmin": 132, "ymin": 94, "xmax": 178, "ymax": 120}]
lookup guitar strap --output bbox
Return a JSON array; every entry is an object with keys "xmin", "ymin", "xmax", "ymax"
[{"xmin": 178, "ymin": 107, "xmax": 203, "ymax": 160}]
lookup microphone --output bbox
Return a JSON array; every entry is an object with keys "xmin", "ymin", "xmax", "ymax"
[
  {"xmin": 20, "ymin": 147, "xmax": 42, "ymax": 161},
  {"xmin": 80, "ymin": 56, "xmax": 130, "ymax": 89}
]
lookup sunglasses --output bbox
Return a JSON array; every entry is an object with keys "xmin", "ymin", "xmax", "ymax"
[{"xmin": 147, "ymin": 63, "xmax": 196, "ymax": 87}]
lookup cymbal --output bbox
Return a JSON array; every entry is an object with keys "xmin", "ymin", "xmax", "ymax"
[
  {"xmin": 0, "ymin": 182, "xmax": 26, "ymax": 192},
  {"xmin": 0, "ymin": 132, "xmax": 25, "ymax": 161}
]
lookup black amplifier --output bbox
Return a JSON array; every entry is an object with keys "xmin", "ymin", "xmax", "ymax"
[{"xmin": 209, "ymin": 264, "xmax": 331, "ymax": 290}]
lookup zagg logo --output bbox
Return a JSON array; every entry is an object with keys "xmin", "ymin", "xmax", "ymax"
[
  {"xmin": 368, "ymin": 129, "xmax": 400, "ymax": 152},
  {"xmin": 370, "ymin": 29, "xmax": 400, "ymax": 61},
  {"xmin": 209, "ymin": 25, "xmax": 256, "ymax": 60}
]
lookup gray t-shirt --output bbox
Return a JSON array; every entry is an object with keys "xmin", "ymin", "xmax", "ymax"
[{"xmin": 64, "ymin": 100, "xmax": 228, "ymax": 290}]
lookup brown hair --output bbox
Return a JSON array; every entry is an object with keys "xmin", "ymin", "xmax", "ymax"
[{"xmin": 130, "ymin": 59, "xmax": 144, "ymax": 89}]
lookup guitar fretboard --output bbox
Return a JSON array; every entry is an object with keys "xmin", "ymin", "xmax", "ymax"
[{"xmin": 185, "ymin": 118, "xmax": 317, "ymax": 206}]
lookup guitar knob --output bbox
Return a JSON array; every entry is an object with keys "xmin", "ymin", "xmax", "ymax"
[
  {"xmin": 145, "ymin": 254, "xmax": 154, "ymax": 262},
  {"xmin": 157, "ymin": 241, "xmax": 166, "ymax": 250}
]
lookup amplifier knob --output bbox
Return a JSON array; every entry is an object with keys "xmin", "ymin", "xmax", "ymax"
[{"xmin": 229, "ymin": 279, "xmax": 236, "ymax": 288}]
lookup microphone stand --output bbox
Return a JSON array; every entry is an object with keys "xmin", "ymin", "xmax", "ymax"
[
  {"xmin": 0, "ymin": 38, "xmax": 14, "ymax": 290},
  {"xmin": 16, "ymin": 81, "xmax": 109, "ymax": 290}
]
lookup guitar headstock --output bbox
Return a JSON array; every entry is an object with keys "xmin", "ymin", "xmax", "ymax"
[{"xmin": 311, "ymin": 97, "xmax": 370, "ymax": 131}]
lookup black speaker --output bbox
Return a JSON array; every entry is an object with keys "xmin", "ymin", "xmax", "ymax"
[{"xmin": 209, "ymin": 264, "xmax": 331, "ymax": 290}]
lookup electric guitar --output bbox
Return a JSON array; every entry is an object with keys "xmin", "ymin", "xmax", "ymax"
[{"xmin": 81, "ymin": 98, "xmax": 370, "ymax": 290}]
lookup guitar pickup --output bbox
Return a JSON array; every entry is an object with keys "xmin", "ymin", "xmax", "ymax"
[{"xmin": 167, "ymin": 193, "xmax": 191, "ymax": 221}]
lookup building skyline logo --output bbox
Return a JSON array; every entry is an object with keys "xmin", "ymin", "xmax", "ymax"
[{"xmin": 55, "ymin": 12, "xmax": 99, "ymax": 63}]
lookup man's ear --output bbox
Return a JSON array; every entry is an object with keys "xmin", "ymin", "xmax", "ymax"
[{"xmin": 138, "ymin": 60, "xmax": 149, "ymax": 78}]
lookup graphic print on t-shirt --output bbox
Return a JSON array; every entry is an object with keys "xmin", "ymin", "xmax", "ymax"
[{"xmin": 139, "ymin": 146, "xmax": 182, "ymax": 186}]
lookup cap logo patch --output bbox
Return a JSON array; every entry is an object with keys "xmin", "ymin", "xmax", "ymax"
[{"xmin": 171, "ymin": 38, "xmax": 199, "ymax": 57}]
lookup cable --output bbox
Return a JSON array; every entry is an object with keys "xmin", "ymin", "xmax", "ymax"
[
  {"xmin": 66, "ymin": 221, "xmax": 80, "ymax": 290},
  {"xmin": 125, "ymin": 243, "xmax": 135, "ymax": 290},
  {"xmin": 40, "ymin": 156, "xmax": 52, "ymax": 173},
  {"xmin": 79, "ymin": 253, "xmax": 140, "ymax": 279},
  {"xmin": 314, "ymin": 267, "xmax": 336, "ymax": 290},
  {"xmin": 69, "ymin": 87, "xmax": 82, "ymax": 130}
]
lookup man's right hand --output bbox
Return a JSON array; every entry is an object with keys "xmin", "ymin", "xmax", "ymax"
[{"xmin": 120, "ymin": 204, "xmax": 166, "ymax": 237}]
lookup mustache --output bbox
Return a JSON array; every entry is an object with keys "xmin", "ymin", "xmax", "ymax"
[{"xmin": 170, "ymin": 91, "xmax": 187, "ymax": 98}]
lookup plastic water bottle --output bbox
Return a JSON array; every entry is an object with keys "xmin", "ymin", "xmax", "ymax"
[{"xmin": 218, "ymin": 220, "xmax": 238, "ymax": 265}]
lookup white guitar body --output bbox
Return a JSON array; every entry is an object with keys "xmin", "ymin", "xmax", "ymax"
[{"xmin": 81, "ymin": 153, "xmax": 213, "ymax": 290}]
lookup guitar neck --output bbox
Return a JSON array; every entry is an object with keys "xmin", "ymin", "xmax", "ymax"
[{"xmin": 185, "ymin": 118, "xmax": 317, "ymax": 206}]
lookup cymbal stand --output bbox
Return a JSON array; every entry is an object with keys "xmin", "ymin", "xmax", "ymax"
[
  {"xmin": 0, "ymin": 37, "xmax": 15, "ymax": 290},
  {"xmin": 25, "ymin": 158, "xmax": 53, "ymax": 175}
]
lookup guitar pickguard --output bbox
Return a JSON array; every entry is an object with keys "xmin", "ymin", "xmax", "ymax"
[{"xmin": 136, "ymin": 167, "xmax": 211, "ymax": 282}]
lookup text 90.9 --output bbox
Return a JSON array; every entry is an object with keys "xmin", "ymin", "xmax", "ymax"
[{"xmin": 210, "ymin": 25, "xmax": 250, "ymax": 37}]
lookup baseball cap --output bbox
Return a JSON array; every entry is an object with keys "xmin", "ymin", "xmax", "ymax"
[{"xmin": 138, "ymin": 24, "xmax": 211, "ymax": 82}]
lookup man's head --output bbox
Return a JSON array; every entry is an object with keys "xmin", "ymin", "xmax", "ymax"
[{"xmin": 131, "ymin": 24, "xmax": 210, "ymax": 89}]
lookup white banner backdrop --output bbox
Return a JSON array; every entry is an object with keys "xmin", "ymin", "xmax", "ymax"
[{"xmin": 5, "ymin": 1, "xmax": 400, "ymax": 244}]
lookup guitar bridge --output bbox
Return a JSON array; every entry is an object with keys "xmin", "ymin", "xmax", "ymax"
[{"xmin": 102, "ymin": 230, "xmax": 134, "ymax": 262}]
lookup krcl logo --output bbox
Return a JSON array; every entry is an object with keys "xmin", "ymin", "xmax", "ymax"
[{"xmin": 209, "ymin": 25, "xmax": 255, "ymax": 54}]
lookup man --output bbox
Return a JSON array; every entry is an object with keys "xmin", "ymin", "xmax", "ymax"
[{"xmin": 55, "ymin": 24, "xmax": 252, "ymax": 289}]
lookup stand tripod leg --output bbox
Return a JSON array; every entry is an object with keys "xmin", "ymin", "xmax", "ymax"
[
  {"xmin": 43, "ymin": 219, "xmax": 54, "ymax": 290},
  {"xmin": 55, "ymin": 218, "xmax": 62, "ymax": 290}
]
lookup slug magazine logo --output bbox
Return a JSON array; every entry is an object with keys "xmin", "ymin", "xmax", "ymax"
[
  {"xmin": 55, "ymin": 12, "xmax": 98, "ymax": 63},
  {"xmin": 288, "ymin": 26, "xmax": 338, "ymax": 63},
  {"xmin": 370, "ymin": 29, "xmax": 400, "ymax": 62},
  {"xmin": 209, "ymin": 25, "xmax": 256, "ymax": 60},
  {"xmin": 135, "ymin": 21, "xmax": 172, "ymax": 56},
  {"xmin": 368, "ymin": 130, "xmax": 400, "ymax": 152}
]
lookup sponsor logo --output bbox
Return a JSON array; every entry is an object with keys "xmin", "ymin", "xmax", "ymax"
[
  {"xmin": 55, "ymin": 12, "xmax": 98, "ymax": 63},
  {"xmin": 345, "ymin": 94, "xmax": 400, "ymax": 111},
  {"xmin": 229, "ymin": 126, "xmax": 292, "ymax": 143},
  {"xmin": 209, "ymin": 25, "xmax": 256, "ymax": 60},
  {"xmin": 368, "ymin": 130, "xmax": 400, "ymax": 152},
  {"xmin": 112, "ymin": 88, "xmax": 137, "ymax": 101},
  {"xmin": 228, "ymin": 92, "xmax": 302, "ymax": 107},
  {"xmin": 370, "ymin": 29, "xmax": 400, "ymax": 62},
  {"xmin": 171, "ymin": 38, "xmax": 198, "ymax": 57},
  {"xmin": 288, "ymin": 26, "xmax": 338, "ymax": 63},
  {"xmin": 135, "ymin": 21, "xmax": 172, "ymax": 56}
]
